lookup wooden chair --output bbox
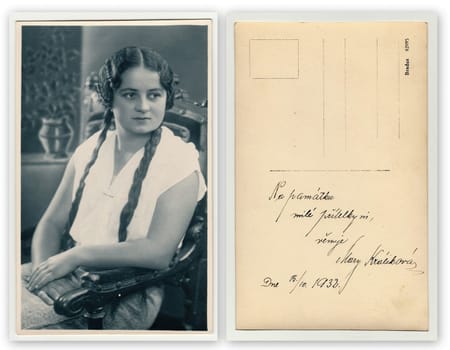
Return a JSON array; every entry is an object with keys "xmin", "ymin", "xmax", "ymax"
[{"xmin": 52, "ymin": 201, "xmax": 207, "ymax": 330}]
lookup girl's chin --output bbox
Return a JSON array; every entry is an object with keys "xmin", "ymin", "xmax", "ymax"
[{"xmin": 120, "ymin": 126, "xmax": 159, "ymax": 138}]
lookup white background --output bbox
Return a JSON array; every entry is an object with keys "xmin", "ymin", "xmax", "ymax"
[{"xmin": 2, "ymin": 0, "xmax": 448, "ymax": 349}]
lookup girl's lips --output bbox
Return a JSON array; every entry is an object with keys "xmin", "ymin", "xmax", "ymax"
[{"xmin": 132, "ymin": 117, "xmax": 152, "ymax": 120}]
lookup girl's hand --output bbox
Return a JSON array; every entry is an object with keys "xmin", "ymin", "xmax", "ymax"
[{"xmin": 27, "ymin": 248, "xmax": 79, "ymax": 292}]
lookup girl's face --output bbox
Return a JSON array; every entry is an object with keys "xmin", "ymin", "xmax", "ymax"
[{"xmin": 112, "ymin": 66, "xmax": 167, "ymax": 138}]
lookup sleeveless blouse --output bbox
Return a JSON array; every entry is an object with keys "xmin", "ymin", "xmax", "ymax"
[{"xmin": 70, "ymin": 126, "xmax": 206, "ymax": 246}]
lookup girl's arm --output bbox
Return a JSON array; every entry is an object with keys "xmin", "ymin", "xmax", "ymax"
[
  {"xmin": 78, "ymin": 171, "xmax": 199, "ymax": 269},
  {"xmin": 27, "ymin": 171, "xmax": 199, "ymax": 291},
  {"xmin": 31, "ymin": 158, "xmax": 75, "ymax": 271}
]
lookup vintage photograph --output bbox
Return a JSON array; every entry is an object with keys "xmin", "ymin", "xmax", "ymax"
[{"xmin": 16, "ymin": 16, "xmax": 214, "ymax": 336}]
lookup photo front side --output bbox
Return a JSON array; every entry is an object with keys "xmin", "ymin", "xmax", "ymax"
[
  {"xmin": 235, "ymin": 21, "xmax": 429, "ymax": 330},
  {"xmin": 17, "ymin": 18, "xmax": 213, "ymax": 336}
]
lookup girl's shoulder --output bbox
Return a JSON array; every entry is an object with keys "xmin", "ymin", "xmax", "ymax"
[
  {"xmin": 159, "ymin": 126, "xmax": 199, "ymax": 161},
  {"xmin": 71, "ymin": 130, "xmax": 114, "ymax": 169},
  {"xmin": 155, "ymin": 126, "xmax": 205, "ymax": 200},
  {"xmin": 76, "ymin": 130, "xmax": 104, "ymax": 151}
]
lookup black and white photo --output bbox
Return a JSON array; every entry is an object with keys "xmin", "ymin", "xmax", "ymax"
[{"xmin": 15, "ymin": 15, "xmax": 215, "ymax": 338}]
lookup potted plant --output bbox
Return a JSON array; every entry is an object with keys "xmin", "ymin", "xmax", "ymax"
[{"xmin": 22, "ymin": 27, "xmax": 81, "ymax": 158}]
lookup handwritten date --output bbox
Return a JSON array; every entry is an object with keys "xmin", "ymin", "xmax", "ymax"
[{"xmin": 261, "ymin": 271, "xmax": 343, "ymax": 294}]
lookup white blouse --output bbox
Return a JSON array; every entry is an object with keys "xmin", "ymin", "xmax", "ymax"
[{"xmin": 70, "ymin": 126, "xmax": 206, "ymax": 246}]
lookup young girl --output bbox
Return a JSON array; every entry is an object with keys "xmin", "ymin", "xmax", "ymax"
[{"xmin": 21, "ymin": 47, "xmax": 207, "ymax": 329}]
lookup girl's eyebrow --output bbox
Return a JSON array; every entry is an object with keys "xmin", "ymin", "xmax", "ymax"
[{"xmin": 118, "ymin": 87, "xmax": 165, "ymax": 92}]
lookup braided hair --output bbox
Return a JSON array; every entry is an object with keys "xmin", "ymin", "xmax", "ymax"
[{"xmin": 62, "ymin": 47, "xmax": 174, "ymax": 249}]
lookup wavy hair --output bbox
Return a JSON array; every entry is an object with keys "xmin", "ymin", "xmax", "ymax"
[{"xmin": 96, "ymin": 47, "xmax": 175, "ymax": 110}]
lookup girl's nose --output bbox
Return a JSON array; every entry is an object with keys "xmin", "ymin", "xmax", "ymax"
[{"xmin": 135, "ymin": 95, "xmax": 151, "ymax": 112}]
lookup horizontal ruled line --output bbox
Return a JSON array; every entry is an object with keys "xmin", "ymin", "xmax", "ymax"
[
  {"xmin": 250, "ymin": 39, "xmax": 299, "ymax": 41},
  {"xmin": 269, "ymin": 169, "xmax": 391, "ymax": 173},
  {"xmin": 252, "ymin": 77, "xmax": 299, "ymax": 80}
]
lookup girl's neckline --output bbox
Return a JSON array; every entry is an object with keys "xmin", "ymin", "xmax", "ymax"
[
  {"xmin": 105, "ymin": 134, "xmax": 145, "ymax": 188},
  {"xmin": 113, "ymin": 135, "xmax": 145, "ymax": 178},
  {"xmin": 104, "ymin": 127, "xmax": 167, "ymax": 187}
]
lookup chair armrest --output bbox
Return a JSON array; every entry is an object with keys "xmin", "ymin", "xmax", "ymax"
[
  {"xmin": 53, "ymin": 287, "xmax": 92, "ymax": 317},
  {"xmin": 54, "ymin": 215, "xmax": 205, "ymax": 318},
  {"xmin": 78, "ymin": 235, "xmax": 200, "ymax": 295},
  {"xmin": 54, "ymin": 264, "xmax": 188, "ymax": 317}
]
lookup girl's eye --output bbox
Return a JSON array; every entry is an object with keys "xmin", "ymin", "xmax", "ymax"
[
  {"xmin": 122, "ymin": 92, "xmax": 136, "ymax": 100},
  {"xmin": 148, "ymin": 92, "xmax": 161, "ymax": 100},
  {"xmin": 121, "ymin": 91, "xmax": 162, "ymax": 100}
]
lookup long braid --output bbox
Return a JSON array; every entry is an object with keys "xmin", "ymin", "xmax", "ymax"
[
  {"xmin": 118, "ymin": 127, "xmax": 162, "ymax": 242},
  {"xmin": 62, "ymin": 47, "xmax": 174, "ymax": 248},
  {"xmin": 61, "ymin": 109, "xmax": 113, "ymax": 249}
]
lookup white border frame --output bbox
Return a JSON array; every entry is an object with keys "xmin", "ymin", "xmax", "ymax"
[
  {"xmin": 226, "ymin": 12, "xmax": 438, "ymax": 341},
  {"xmin": 9, "ymin": 11, "xmax": 218, "ymax": 341}
]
